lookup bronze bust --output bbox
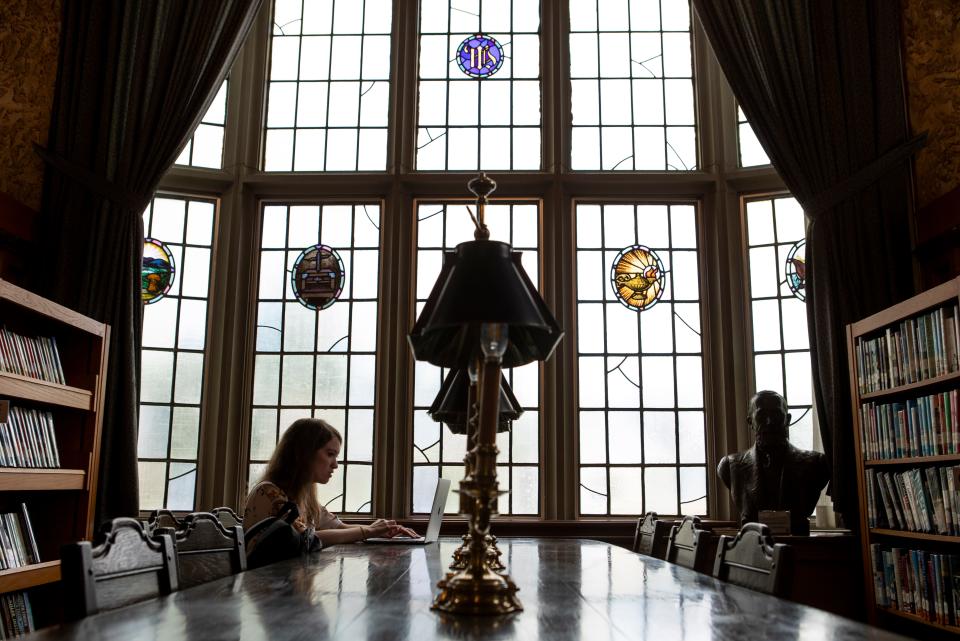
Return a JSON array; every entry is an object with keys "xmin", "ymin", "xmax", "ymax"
[{"xmin": 718, "ymin": 391, "xmax": 829, "ymax": 535}]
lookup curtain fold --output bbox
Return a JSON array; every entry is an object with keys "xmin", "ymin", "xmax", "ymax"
[
  {"xmin": 37, "ymin": 0, "xmax": 263, "ymax": 525},
  {"xmin": 691, "ymin": 0, "xmax": 915, "ymax": 523}
]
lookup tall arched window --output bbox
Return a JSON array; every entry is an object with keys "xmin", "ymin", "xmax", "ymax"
[{"xmin": 142, "ymin": 0, "xmax": 797, "ymax": 523}]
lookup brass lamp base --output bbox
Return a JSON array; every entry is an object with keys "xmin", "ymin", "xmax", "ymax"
[
  {"xmin": 450, "ymin": 534, "xmax": 504, "ymax": 572},
  {"xmin": 432, "ymin": 568, "xmax": 522, "ymax": 615},
  {"xmin": 450, "ymin": 533, "xmax": 471, "ymax": 570},
  {"xmin": 485, "ymin": 535, "xmax": 505, "ymax": 571}
]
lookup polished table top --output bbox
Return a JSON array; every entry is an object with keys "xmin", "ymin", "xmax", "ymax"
[{"xmin": 30, "ymin": 537, "xmax": 909, "ymax": 640}]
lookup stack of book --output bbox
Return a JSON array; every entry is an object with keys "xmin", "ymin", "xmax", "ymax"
[
  {"xmin": 0, "ymin": 593, "xmax": 34, "ymax": 638},
  {"xmin": 870, "ymin": 544, "xmax": 960, "ymax": 626},
  {"xmin": 866, "ymin": 466, "xmax": 960, "ymax": 534},
  {"xmin": 859, "ymin": 390, "xmax": 960, "ymax": 459},
  {"xmin": 0, "ymin": 505, "xmax": 39, "ymax": 570},
  {"xmin": 855, "ymin": 305, "xmax": 960, "ymax": 394},
  {"xmin": 0, "ymin": 330, "xmax": 65, "ymax": 385},
  {"xmin": 0, "ymin": 407, "xmax": 60, "ymax": 469}
]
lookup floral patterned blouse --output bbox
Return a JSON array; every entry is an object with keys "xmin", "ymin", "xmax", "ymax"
[{"xmin": 242, "ymin": 481, "xmax": 343, "ymax": 535}]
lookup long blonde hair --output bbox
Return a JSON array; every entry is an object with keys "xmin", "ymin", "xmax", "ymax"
[{"xmin": 262, "ymin": 418, "xmax": 342, "ymax": 527}]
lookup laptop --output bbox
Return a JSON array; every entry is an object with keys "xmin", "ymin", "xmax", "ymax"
[{"xmin": 365, "ymin": 478, "xmax": 451, "ymax": 544}]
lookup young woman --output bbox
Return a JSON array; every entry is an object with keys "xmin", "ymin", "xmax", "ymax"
[{"xmin": 243, "ymin": 418, "xmax": 417, "ymax": 546}]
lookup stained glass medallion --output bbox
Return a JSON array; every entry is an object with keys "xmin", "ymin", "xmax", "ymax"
[
  {"xmin": 290, "ymin": 244, "xmax": 345, "ymax": 310},
  {"xmin": 142, "ymin": 238, "xmax": 176, "ymax": 304},
  {"xmin": 456, "ymin": 34, "xmax": 504, "ymax": 78},
  {"xmin": 610, "ymin": 245, "xmax": 666, "ymax": 311},
  {"xmin": 785, "ymin": 239, "xmax": 806, "ymax": 301}
]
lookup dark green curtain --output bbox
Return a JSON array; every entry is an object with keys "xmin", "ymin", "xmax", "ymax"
[
  {"xmin": 37, "ymin": 0, "xmax": 263, "ymax": 525},
  {"xmin": 691, "ymin": 0, "xmax": 917, "ymax": 523}
]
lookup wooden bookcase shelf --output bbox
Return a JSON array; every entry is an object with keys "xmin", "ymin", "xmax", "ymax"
[
  {"xmin": 846, "ymin": 275, "xmax": 960, "ymax": 637},
  {"xmin": 0, "ymin": 469, "xmax": 86, "ymax": 491},
  {"xmin": 0, "ymin": 561, "xmax": 60, "ymax": 593},
  {"xmin": 859, "ymin": 370, "xmax": 960, "ymax": 401},
  {"xmin": 865, "ymin": 453, "xmax": 960, "ymax": 466},
  {"xmin": 0, "ymin": 279, "xmax": 109, "ymax": 606},
  {"xmin": 0, "ymin": 373, "xmax": 93, "ymax": 411},
  {"xmin": 869, "ymin": 528, "xmax": 960, "ymax": 544},
  {"xmin": 878, "ymin": 606, "xmax": 960, "ymax": 634}
]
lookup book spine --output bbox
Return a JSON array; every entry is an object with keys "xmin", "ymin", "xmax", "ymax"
[
  {"xmin": 19, "ymin": 504, "xmax": 39, "ymax": 565},
  {"xmin": 882, "ymin": 549, "xmax": 898, "ymax": 609}
]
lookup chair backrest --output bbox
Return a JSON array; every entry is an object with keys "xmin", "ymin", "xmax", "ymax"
[
  {"xmin": 211, "ymin": 506, "xmax": 242, "ymax": 529},
  {"xmin": 146, "ymin": 509, "xmax": 182, "ymax": 533},
  {"xmin": 61, "ymin": 518, "xmax": 178, "ymax": 619},
  {"xmin": 172, "ymin": 513, "xmax": 247, "ymax": 589},
  {"xmin": 712, "ymin": 522, "xmax": 792, "ymax": 597},
  {"xmin": 633, "ymin": 512, "xmax": 672, "ymax": 559},
  {"xmin": 665, "ymin": 515, "xmax": 710, "ymax": 572}
]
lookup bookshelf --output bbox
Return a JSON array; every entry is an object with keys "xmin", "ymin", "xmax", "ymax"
[
  {"xmin": 846, "ymin": 275, "xmax": 960, "ymax": 636},
  {"xmin": 0, "ymin": 278, "xmax": 109, "ymax": 628}
]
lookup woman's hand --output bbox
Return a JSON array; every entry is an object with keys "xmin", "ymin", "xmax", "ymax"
[
  {"xmin": 387, "ymin": 524, "xmax": 419, "ymax": 538},
  {"xmin": 365, "ymin": 519, "xmax": 419, "ymax": 539},
  {"xmin": 365, "ymin": 519, "xmax": 394, "ymax": 538}
]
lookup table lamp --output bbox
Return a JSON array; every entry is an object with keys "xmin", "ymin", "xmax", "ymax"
[{"xmin": 409, "ymin": 173, "xmax": 562, "ymax": 615}]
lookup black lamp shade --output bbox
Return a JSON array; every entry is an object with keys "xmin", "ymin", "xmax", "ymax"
[
  {"xmin": 428, "ymin": 368, "xmax": 523, "ymax": 434},
  {"xmin": 409, "ymin": 240, "xmax": 563, "ymax": 368}
]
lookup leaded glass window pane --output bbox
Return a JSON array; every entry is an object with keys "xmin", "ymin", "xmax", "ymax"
[
  {"xmin": 250, "ymin": 202, "xmax": 381, "ymax": 514},
  {"xmin": 575, "ymin": 203, "xmax": 706, "ymax": 516},
  {"xmin": 138, "ymin": 195, "xmax": 216, "ymax": 510},
  {"xmin": 412, "ymin": 202, "xmax": 540, "ymax": 515},
  {"xmin": 264, "ymin": 0, "xmax": 393, "ymax": 172},
  {"xmin": 174, "ymin": 81, "xmax": 228, "ymax": 169},
  {"xmin": 737, "ymin": 106, "xmax": 770, "ymax": 168},
  {"xmin": 570, "ymin": 1, "xmax": 696, "ymax": 171},
  {"xmin": 744, "ymin": 195, "xmax": 813, "ymax": 450},
  {"xmin": 416, "ymin": 0, "xmax": 542, "ymax": 170}
]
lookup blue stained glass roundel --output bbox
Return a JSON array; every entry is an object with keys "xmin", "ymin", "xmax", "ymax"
[
  {"xmin": 291, "ymin": 244, "xmax": 346, "ymax": 311},
  {"xmin": 456, "ymin": 34, "xmax": 504, "ymax": 78},
  {"xmin": 142, "ymin": 238, "xmax": 176, "ymax": 305}
]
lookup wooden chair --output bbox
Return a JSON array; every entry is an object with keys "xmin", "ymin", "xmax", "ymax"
[
  {"xmin": 665, "ymin": 515, "xmax": 711, "ymax": 573},
  {"xmin": 170, "ymin": 512, "xmax": 246, "ymax": 589},
  {"xmin": 61, "ymin": 517, "xmax": 178, "ymax": 619},
  {"xmin": 211, "ymin": 506, "xmax": 242, "ymax": 529},
  {"xmin": 146, "ymin": 509, "xmax": 182, "ymax": 533},
  {"xmin": 633, "ymin": 512, "xmax": 672, "ymax": 559},
  {"xmin": 713, "ymin": 522, "xmax": 792, "ymax": 597}
]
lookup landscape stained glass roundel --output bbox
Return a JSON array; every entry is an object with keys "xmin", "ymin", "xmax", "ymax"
[
  {"xmin": 142, "ymin": 238, "xmax": 176, "ymax": 305},
  {"xmin": 290, "ymin": 244, "xmax": 346, "ymax": 311},
  {"xmin": 785, "ymin": 239, "xmax": 806, "ymax": 301},
  {"xmin": 610, "ymin": 245, "xmax": 666, "ymax": 311},
  {"xmin": 456, "ymin": 34, "xmax": 504, "ymax": 78}
]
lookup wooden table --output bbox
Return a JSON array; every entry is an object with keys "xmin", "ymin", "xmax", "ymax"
[{"xmin": 28, "ymin": 538, "xmax": 910, "ymax": 640}]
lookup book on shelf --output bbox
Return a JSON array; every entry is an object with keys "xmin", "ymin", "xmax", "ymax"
[
  {"xmin": 0, "ymin": 406, "xmax": 59, "ymax": 469},
  {"xmin": 858, "ymin": 389, "xmax": 959, "ymax": 459},
  {"xmin": 854, "ymin": 303, "xmax": 960, "ymax": 394},
  {"xmin": 0, "ymin": 592, "xmax": 34, "ymax": 639},
  {"xmin": 870, "ymin": 544, "xmax": 960, "ymax": 626},
  {"xmin": 867, "ymin": 465, "xmax": 960, "ymax": 535},
  {"xmin": 0, "ymin": 328, "xmax": 65, "ymax": 386},
  {"xmin": 0, "ymin": 504, "xmax": 39, "ymax": 572}
]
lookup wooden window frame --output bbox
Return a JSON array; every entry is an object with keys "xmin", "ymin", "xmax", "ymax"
[{"xmin": 152, "ymin": 1, "xmax": 788, "ymax": 524}]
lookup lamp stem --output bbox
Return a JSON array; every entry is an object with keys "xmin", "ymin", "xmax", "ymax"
[{"xmin": 432, "ymin": 338, "xmax": 522, "ymax": 614}]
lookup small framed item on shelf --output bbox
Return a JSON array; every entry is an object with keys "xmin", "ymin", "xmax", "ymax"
[{"xmin": 847, "ymin": 275, "xmax": 960, "ymax": 637}]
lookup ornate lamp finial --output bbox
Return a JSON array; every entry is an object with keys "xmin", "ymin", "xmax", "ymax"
[{"xmin": 468, "ymin": 173, "xmax": 497, "ymax": 240}]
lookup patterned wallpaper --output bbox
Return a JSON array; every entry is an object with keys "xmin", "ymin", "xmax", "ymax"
[
  {"xmin": 903, "ymin": 0, "xmax": 960, "ymax": 208},
  {"xmin": 0, "ymin": 0, "xmax": 60, "ymax": 211}
]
